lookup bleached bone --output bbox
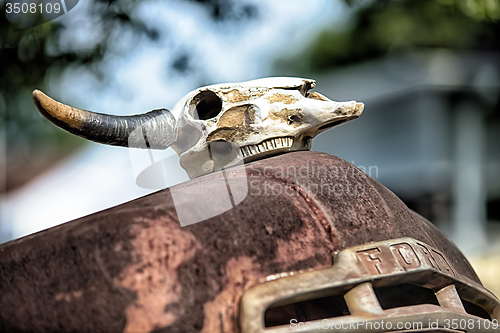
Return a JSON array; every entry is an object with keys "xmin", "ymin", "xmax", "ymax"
[{"xmin": 33, "ymin": 77, "xmax": 364, "ymax": 179}]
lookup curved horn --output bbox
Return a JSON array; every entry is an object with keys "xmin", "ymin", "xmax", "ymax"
[{"xmin": 32, "ymin": 90, "xmax": 177, "ymax": 149}]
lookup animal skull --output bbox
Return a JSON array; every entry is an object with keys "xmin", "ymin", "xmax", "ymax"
[{"xmin": 33, "ymin": 77, "xmax": 364, "ymax": 179}]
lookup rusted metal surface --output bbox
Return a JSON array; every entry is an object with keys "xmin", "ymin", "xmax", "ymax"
[
  {"xmin": 240, "ymin": 237, "xmax": 500, "ymax": 332},
  {"xmin": 344, "ymin": 283, "xmax": 383, "ymax": 315},
  {"xmin": 436, "ymin": 285, "xmax": 467, "ymax": 314},
  {"xmin": 0, "ymin": 151, "xmax": 486, "ymax": 332}
]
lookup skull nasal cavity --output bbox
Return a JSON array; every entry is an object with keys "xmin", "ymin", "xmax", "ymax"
[{"xmin": 193, "ymin": 91, "xmax": 223, "ymax": 120}]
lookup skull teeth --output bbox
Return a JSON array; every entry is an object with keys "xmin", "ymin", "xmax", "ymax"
[{"xmin": 240, "ymin": 137, "xmax": 293, "ymax": 159}]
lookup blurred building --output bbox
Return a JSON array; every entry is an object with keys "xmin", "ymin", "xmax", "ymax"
[{"xmin": 309, "ymin": 50, "xmax": 500, "ymax": 254}]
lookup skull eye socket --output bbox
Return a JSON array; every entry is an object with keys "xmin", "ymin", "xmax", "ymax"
[{"xmin": 191, "ymin": 90, "xmax": 223, "ymax": 120}]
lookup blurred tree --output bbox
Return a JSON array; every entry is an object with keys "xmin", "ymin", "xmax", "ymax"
[
  {"xmin": 0, "ymin": 0, "xmax": 258, "ymax": 191},
  {"xmin": 273, "ymin": 0, "xmax": 500, "ymax": 228},
  {"xmin": 276, "ymin": 0, "xmax": 500, "ymax": 73}
]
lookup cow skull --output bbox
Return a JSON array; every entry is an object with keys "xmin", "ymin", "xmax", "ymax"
[{"xmin": 33, "ymin": 77, "xmax": 364, "ymax": 179}]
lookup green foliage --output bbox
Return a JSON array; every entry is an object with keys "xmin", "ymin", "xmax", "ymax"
[
  {"xmin": 0, "ymin": 0, "xmax": 257, "ymax": 150},
  {"xmin": 1, "ymin": 0, "xmax": 161, "ymax": 153},
  {"xmin": 277, "ymin": 0, "xmax": 500, "ymax": 74}
]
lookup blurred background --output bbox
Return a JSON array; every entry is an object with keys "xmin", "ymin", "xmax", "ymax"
[{"xmin": 1, "ymin": 0, "xmax": 499, "ymax": 294}]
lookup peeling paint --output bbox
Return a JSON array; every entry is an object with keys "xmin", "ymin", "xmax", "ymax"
[
  {"xmin": 54, "ymin": 290, "xmax": 83, "ymax": 302},
  {"xmin": 266, "ymin": 93, "xmax": 300, "ymax": 105},
  {"xmin": 306, "ymin": 92, "xmax": 329, "ymax": 101},
  {"xmin": 201, "ymin": 257, "xmax": 263, "ymax": 333},
  {"xmin": 115, "ymin": 218, "xmax": 199, "ymax": 333},
  {"xmin": 270, "ymin": 108, "xmax": 304, "ymax": 127},
  {"xmin": 221, "ymin": 89, "xmax": 264, "ymax": 103},
  {"xmin": 207, "ymin": 105, "xmax": 257, "ymax": 143}
]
